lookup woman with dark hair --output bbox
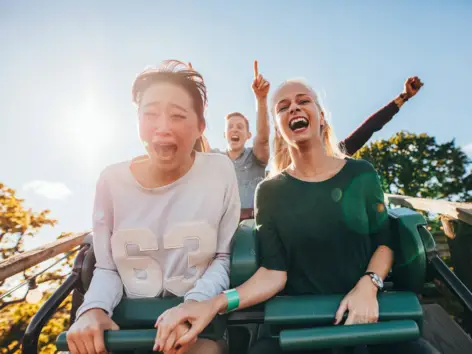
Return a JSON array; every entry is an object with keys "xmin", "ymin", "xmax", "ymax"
[{"xmin": 66, "ymin": 60, "xmax": 239, "ymax": 354}]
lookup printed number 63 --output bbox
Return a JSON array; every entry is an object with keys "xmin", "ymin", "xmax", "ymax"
[{"xmin": 111, "ymin": 222, "xmax": 217, "ymax": 297}]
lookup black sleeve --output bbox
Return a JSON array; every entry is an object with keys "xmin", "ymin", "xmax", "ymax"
[
  {"xmin": 341, "ymin": 101, "xmax": 399, "ymax": 156},
  {"xmin": 254, "ymin": 183, "xmax": 288, "ymax": 271}
]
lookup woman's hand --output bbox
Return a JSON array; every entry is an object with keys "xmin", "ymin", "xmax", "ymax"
[
  {"xmin": 334, "ymin": 276, "xmax": 379, "ymax": 325},
  {"xmin": 66, "ymin": 308, "xmax": 120, "ymax": 354},
  {"xmin": 157, "ymin": 322, "xmax": 195, "ymax": 354},
  {"xmin": 155, "ymin": 297, "xmax": 224, "ymax": 352}
]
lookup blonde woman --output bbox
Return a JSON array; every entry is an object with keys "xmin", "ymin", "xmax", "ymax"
[{"xmin": 156, "ymin": 79, "xmax": 437, "ymax": 354}]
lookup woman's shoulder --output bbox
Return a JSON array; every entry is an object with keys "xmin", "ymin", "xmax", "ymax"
[
  {"xmin": 344, "ymin": 157, "xmax": 378, "ymax": 175},
  {"xmin": 196, "ymin": 151, "xmax": 234, "ymax": 172},
  {"xmin": 193, "ymin": 152, "xmax": 240, "ymax": 187},
  {"xmin": 255, "ymin": 173, "xmax": 287, "ymax": 198},
  {"xmin": 96, "ymin": 160, "xmax": 132, "ymax": 185}
]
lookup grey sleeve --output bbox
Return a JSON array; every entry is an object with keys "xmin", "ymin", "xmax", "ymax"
[
  {"xmin": 184, "ymin": 254, "xmax": 230, "ymax": 302},
  {"xmin": 76, "ymin": 173, "xmax": 124, "ymax": 318},
  {"xmin": 184, "ymin": 157, "xmax": 240, "ymax": 301}
]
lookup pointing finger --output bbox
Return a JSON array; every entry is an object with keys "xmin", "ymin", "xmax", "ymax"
[{"xmin": 254, "ymin": 60, "xmax": 259, "ymax": 78}]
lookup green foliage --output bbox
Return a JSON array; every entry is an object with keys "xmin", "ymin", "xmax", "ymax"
[
  {"xmin": 354, "ymin": 131, "xmax": 472, "ymax": 201},
  {"xmin": 0, "ymin": 182, "xmax": 73, "ymax": 353}
]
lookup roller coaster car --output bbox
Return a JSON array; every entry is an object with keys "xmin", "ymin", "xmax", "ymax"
[{"xmin": 22, "ymin": 208, "xmax": 472, "ymax": 354}]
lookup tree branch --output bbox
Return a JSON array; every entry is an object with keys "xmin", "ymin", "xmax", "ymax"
[{"xmin": 0, "ymin": 297, "xmax": 26, "ymax": 311}]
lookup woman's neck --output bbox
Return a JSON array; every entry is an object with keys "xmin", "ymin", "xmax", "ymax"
[
  {"xmin": 132, "ymin": 153, "xmax": 195, "ymax": 188},
  {"xmin": 287, "ymin": 142, "xmax": 344, "ymax": 181}
]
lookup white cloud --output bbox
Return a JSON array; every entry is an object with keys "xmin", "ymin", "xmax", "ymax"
[
  {"xmin": 23, "ymin": 181, "xmax": 72, "ymax": 200},
  {"xmin": 463, "ymin": 143, "xmax": 472, "ymax": 156}
]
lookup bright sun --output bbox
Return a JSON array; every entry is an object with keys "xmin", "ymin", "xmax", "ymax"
[{"xmin": 63, "ymin": 97, "xmax": 117, "ymax": 166}]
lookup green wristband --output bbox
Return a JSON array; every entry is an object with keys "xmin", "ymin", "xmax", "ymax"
[{"xmin": 223, "ymin": 289, "xmax": 240, "ymax": 313}]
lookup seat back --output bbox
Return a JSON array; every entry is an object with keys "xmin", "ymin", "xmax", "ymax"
[
  {"xmin": 388, "ymin": 208, "xmax": 432, "ymax": 293},
  {"xmin": 230, "ymin": 221, "xmax": 259, "ymax": 288}
]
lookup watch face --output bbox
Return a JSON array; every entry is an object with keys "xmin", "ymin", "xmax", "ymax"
[{"xmin": 370, "ymin": 273, "xmax": 383, "ymax": 289}]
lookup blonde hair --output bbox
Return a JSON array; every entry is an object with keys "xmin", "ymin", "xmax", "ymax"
[{"xmin": 270, "ymin": 80, "xmax": 345, "ymax": 177}]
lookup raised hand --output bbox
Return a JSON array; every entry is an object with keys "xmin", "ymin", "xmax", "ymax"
[
  {"xmin": 403, "ymin": 76, "xmax": 423, "ymax": 99},
  {"xmin": 251, "ymin": 60, "xmax": 270, "ymax": 101}
]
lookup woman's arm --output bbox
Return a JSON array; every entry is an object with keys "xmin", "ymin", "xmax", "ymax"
[
  {"xmin": 341, "ymin": 76, "xmax": 423, "ymax": 156},
  {"xmin": 155, "ymin": 267, "xmax": 286, "ymax": 352},
  {"xmin": 155, "ymin": 181, "xmax": 288, "ymax": 351},
  {"xmin": 183, "ymin": 157, "xmax": 241, "ymax": 302},
  {"xmin": 76, "ymin": 172, "xmax": 123, "ymax": 318},
  {"xmin": 335, "ymin": 164, "xmax": 394, "ymax": 325},
  {"xmin": 67, "ymin": 171, "xmax": 122, "ymax": 354}
]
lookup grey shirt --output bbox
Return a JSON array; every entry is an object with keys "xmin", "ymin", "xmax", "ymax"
[
  {"xmin": 213, "ymin": 147, "xmax": 267, "ymax": 208},
  {"xmin": 76, "ymin": 153, "xmax": 241, "ymax": 318}
]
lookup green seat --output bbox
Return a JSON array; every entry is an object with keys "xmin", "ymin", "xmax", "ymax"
[
  {"xmin": 265, "ymin": 292, "xmax": 423, "ymax": 328},
  {"xmin": 388, "ymin": 208, "xmax": 433, "ymax": 293},
  {"xmin": 280, "ymin": 320, "xmax": 419, "ymax": 351},
  {"xmin": 264, "ymin": 292, "xmax": 423, "ymax": 350},
  {"xmin": 230, "ymin": 222, "xmax": 259, "ymax": 288}
]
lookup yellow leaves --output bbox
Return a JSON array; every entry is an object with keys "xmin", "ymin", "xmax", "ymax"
[
  {"xmin": 0, "ymin": 294, "xmax": 72, "ymax": 353},
  {"xmin": 0, "ymin": 183, "xmax": 73, "ymax": 352}
]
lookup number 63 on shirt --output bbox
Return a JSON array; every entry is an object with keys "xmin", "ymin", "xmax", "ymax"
[{"xmin": 111, "ymin": 222, "xmax": 217, "ymax": 298}]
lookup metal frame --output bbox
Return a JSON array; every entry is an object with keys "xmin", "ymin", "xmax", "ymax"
[
  {"xmin": 22, "ymin": 245, "xmax": 89, "ymax": 354},
  {"xmin": 418, "ymin": 225, "xmax": 472, "ymax": 333}
]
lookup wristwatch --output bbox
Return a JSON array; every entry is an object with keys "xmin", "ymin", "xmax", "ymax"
[
  {"xmin": 364, "ymin": 272, "xmax": 384, "ymax": 291},
  {"xmin": 399, "ymin": 92, "xmax": 410, "ymax": 102}
]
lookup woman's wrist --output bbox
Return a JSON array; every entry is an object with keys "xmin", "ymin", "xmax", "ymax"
[
  {"xmin": 213, "ymin": 293, "xmax": 229, "ymax": 314},
  {"xmin": 357, "ymin": 275, "xmax": 379, "ymax": 295}
]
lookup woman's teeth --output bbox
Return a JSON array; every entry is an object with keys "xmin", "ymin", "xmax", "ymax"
[{"xmin": 289, "ymin": 117, "xmax": 309, "ymax": 131}]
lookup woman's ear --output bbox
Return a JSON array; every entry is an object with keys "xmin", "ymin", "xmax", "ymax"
[{"xmin": 320, "ymin": 111, "xmax": 325, "ymax": 127}]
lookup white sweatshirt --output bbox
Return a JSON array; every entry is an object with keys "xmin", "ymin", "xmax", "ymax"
[{"xmin": 77, "ymin": 152, "xmax": 241, "ymax": 318}]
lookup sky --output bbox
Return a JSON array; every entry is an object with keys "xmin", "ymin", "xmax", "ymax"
[{"xmin": 1, "ymin": 0, "xmax": 471, "ymax": 250}]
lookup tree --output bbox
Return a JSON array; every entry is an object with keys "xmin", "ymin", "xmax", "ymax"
[
  {"xmin": 354, "ymin": 131, "xmax": 472, "ymax": 202},
  {"xmin": 0, "ymin": 183, "xmax": 74, "ymax": 354}
]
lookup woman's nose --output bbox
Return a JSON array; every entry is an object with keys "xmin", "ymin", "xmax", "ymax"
[{"xmin": 289, "ymin": 104, "xmax": 301, "ymax": 115}]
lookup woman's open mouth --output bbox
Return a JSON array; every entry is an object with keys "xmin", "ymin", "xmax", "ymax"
[
  {"xmin": 289, "ymin": 117, "xmax": 309, "ymax": 133},
  {"xmin": 154, "ymin": 143, "xmax": 177, "ymax": 160}
]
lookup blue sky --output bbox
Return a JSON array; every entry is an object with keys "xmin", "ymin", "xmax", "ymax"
[{"xmin": 1, "ymin": 0, "xmax": 471, "ymax": 249}]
